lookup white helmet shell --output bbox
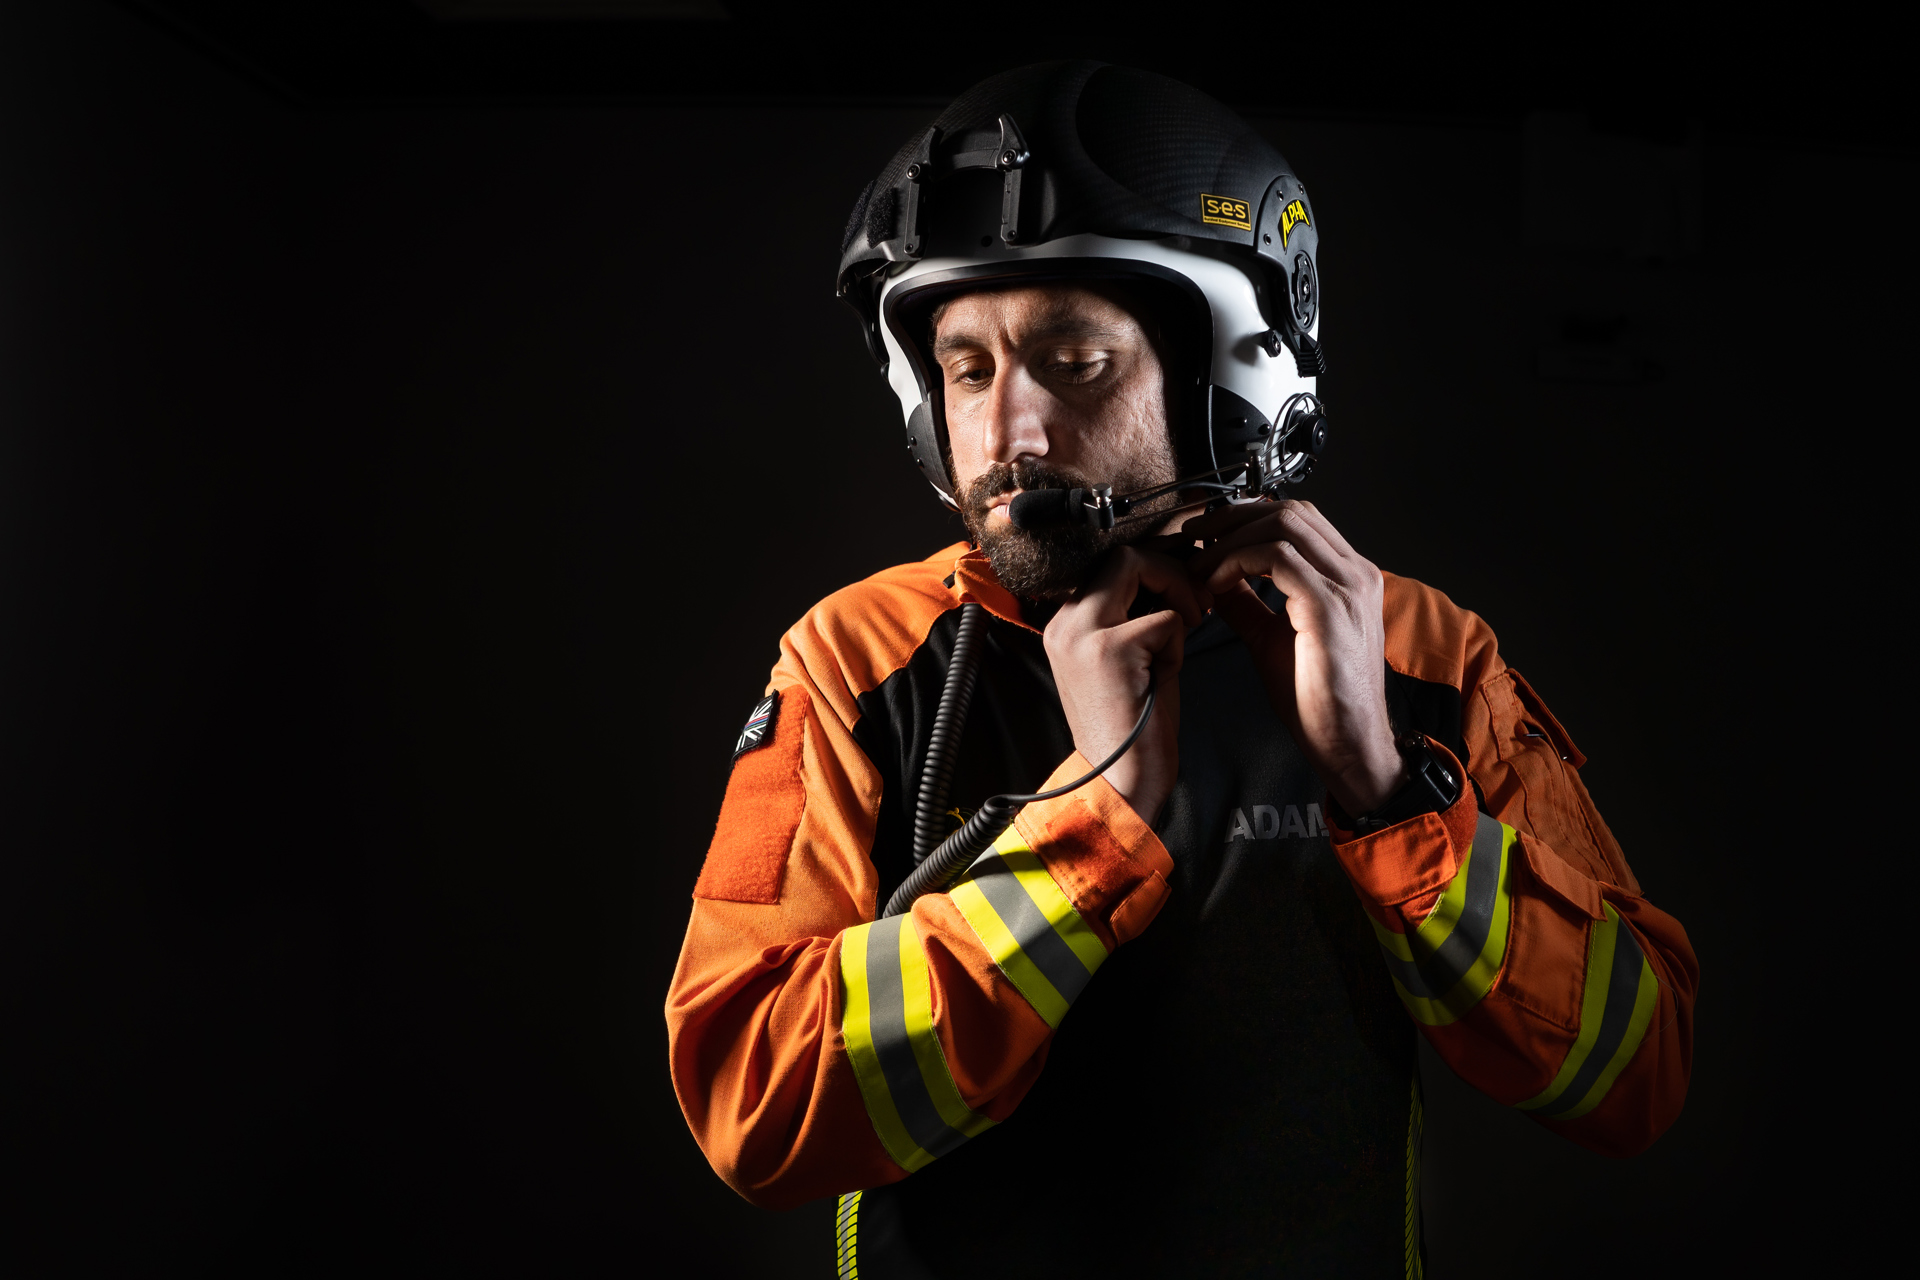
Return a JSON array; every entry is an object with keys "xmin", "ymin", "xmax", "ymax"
[{"xmin": 875, "ymin": 234, "xmax": 1319, "ymax": 508}]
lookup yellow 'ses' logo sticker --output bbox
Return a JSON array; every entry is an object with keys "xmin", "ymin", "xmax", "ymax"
[
  {"xmin": 1279, "ymin": 198, "xmax": 1311, "ymax": 247},
  {"xmin": 1201, "ymin": 194, "xmax": 1253, "ymax": 231}
]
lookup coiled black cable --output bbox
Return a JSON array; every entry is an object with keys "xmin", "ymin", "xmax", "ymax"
[
  {"xmin": 882, "ymin": 684, "xmax": 1157, "ymax": 919},
  {"xmin": 910, "ymin": 603, "xmax": 988, "ymax": 867}
]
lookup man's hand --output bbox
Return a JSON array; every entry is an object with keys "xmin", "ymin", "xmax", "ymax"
[
  {"xmin": 1184, "ymin": 500, "xmax": 1406, "ymax": 817},
  {"xmin": 1043, "ymin": 547, "xmax": 1205, "ymax": 825}
]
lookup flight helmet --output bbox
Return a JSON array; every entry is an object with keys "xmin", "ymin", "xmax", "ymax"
[{"xmin": 836, "ymin": 60, "xmax": 1325, "ymax": 510}]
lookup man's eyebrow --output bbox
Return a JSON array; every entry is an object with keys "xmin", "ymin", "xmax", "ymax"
[
  {"xmin": 932, "ymin": 328, "xmax": 984, "ymax": 361},
  {"xmin": 932, "ymin": 315, "xmax": 1130, "ymax": 360}
]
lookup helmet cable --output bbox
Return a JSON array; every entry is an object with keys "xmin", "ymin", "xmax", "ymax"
[
  {"xmin": 883, "ymin": 681, "xmax": 1156, "ymax": 919},
  {"xmin": 909, "ymin": 602, "xmax": 989, "ymax": 867}
]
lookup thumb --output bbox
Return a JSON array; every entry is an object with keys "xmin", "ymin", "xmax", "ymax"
[{"xmin": 1149, "ymin": 613, "xmax": 1187, "ymax": 681}]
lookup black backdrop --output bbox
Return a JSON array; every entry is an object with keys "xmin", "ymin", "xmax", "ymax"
[{"xmin": 2, "ymin": 3, "xmax": 1908, "ymax": 1275}]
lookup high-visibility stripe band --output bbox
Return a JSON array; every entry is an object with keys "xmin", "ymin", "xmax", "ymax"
[
  {"xmin": 893, "ymin": 912, "xmax": 994, "ymax": 1142},
  {"xmin": 1371, "ymin": 812, "xmax": 1514, "ymax": 1025},
  {"xmin": 1409, "ymin": 811, "xmax": 1509, "ymax": 995},
  {"xmin": 835, "ymin": 1190, "xmax": 861, "ymax": 1280},
  {"xmin": 950, "ymin": 878, "xmax": 1069, "ymax": 1026},
  {"xmin": 838, "ymin": 915, "xmax": 993, "ymax": 1173},
  {"xmin": 1404, "ymin": 1071, "xmax": 1425, "ymax": 1280},
  {"xmin": 949, "ymin": 827, "xmax": 1106, "ymax": 1029},
  {"xmin": 838, "ymin": 924, "xmax": 925, "ymax": 1169},
  {"xmin": 1557, "ymin": 951, "xmax": 1657, "ymax": 1120},
  {"xmin": 993, "ymin": 826, "xmax": 1110, "ymax": 975},
  {"xmin": 1519, "ymin": 902, "xmax": 1657, "ymax": 1119}
]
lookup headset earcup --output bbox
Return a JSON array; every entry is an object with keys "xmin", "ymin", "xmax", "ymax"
[{"xmin": 904, "ymin": 399, "xmax": 958, "ymax": 509}]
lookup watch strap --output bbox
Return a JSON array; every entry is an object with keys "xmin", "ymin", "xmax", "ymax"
[{"xmin": 1334, "ymin": 734, "xmax": 1463, "ymax": 835}]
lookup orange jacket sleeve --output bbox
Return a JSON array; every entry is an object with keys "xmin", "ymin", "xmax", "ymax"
[
  {"xmin": 1333, "ymin": 574, "xmax": 1699, "ymax": 1156},
  {"xmin": 664, "ymin": 552, "xmax": 1174, "ymax": 1209}
]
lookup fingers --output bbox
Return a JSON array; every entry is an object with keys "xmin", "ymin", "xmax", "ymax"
[
  {"xmin": 1288, "ymin": 499, "xmax": 1362, "ymax": 562},
  {"xmin": 1198, "ymin": 539, "xmax": 1324, "ymax": 602},
  {"xmin": 1186, "ymin": 499, "xmax": 1366, "ymax": 591},
  {"xmin": 1179, "ymin": 500, "xmax": 1275, "ymax": 546},
  {"xmin": 1194, "ymin": 510, "xmax": 1342, "ymax": 584},
  {"xmin": 1106, "ymin": 607, "xmax": 1188, "ymax": 666},
  {"xmin": 1074, "ymin": 546, "xmax": 1207, "ymax": 628}
]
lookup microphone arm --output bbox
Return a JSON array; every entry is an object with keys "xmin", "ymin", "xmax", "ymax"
[{"xmin": 1007, "ymin": 394, "xmax": 1329, "ymax": 533}]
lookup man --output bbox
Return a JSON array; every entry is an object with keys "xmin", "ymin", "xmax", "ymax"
[{"xmin": 667, "ymin": 63, "xmax": 1695, "ymax": 1277}]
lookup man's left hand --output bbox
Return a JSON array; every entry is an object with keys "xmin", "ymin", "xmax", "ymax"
[{"xmin": 1183, "ymin": 499, "xmax": 1406, "ymax": 817}]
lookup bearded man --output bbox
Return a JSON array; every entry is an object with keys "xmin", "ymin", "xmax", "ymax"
[{"xmin": 667, "ymin": 62, "xmax": 1696, "ymax": 1279}]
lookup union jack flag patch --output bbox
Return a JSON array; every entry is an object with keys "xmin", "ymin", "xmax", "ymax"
[{"xmin": 733, "ymin": 692, "xmax": 778, "ymax": 762}]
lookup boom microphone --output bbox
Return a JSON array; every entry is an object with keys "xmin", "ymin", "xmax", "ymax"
[
  {"xmin": 1007, "ymin": 488, "xmax": 1075, "ymax": 530},
  {"xmin": 999, "ymin": 394, "xmax": 1330, "ymax": 533}
]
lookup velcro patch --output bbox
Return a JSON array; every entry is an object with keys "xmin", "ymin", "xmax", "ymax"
[
  {"xmin": 696, "ymin": 689, "xmax": 804, "ymax": 904},
  {"xmin": 734, "ymin": 692, "xmax": 778, "ymax": 762}
]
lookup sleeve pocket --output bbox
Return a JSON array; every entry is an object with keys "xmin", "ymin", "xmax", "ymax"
[
  {"xmin": 1518, "ymin": 831, "xmax": 1607, "ymax": 920},
  {"xmin": 1508, "ymin": 669, "xmax": 1586, "ymax": 768}
]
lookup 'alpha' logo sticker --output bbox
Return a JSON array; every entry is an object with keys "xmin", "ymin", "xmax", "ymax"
[
  {"xmin": 1201, "ymin": 194, "xmax": 1253, "ymax": 231},
  {"xmin": 733, "ymin": 692, "xmax": 778, "ymax": 761},
  {"xmin": 1279, "ymin": 198, "xmax": 1312, "ymax": 247}
]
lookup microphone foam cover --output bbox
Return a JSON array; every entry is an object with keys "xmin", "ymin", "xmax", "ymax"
[{"xmin": 1008, "ymin": 489, "xmax": 1070, "ymax": 530}]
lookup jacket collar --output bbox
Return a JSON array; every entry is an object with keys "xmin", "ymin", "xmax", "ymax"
[{"xmin": 947, "ymin": 545, "xmax": 1039, "ymax": 632}]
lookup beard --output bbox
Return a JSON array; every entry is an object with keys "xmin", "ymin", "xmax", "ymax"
[{"xmin": 960, "ymin": 454, "xmax": 1180, "ymax": 599}]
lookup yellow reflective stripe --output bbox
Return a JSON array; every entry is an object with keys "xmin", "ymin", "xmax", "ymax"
[
  {"xmin": 1557, "ymin": 960, "xmax": 1658, "ymax": 1119},
  {"xmin": 893, "ymin": 913, "xmax": 997, "ymax": 1142},
  {"xmin": 1372, "ymin": 818, "xmax": 1514, "ymax": 1026},
  {"xmin": 947, "ymin": 823, "xmax": 1109, "ymax": 1030},
  {"xmin": 1372, "ymin": 891, "xmax": 1459, "ymax": 1024},
  {"xmin": 1410, "ymin": 821, "xmax": 1512, "ymax": 1002},
  {"xmin": 1371, "ymin": 913, "xmax": 1416, "ymax": 963},
  {"xmin": 1389, "ymin": 974, "xmax": 1459, "ymax": 1026},
  {"xmin": 1404, "ymin": 1071, "xmax": 1425, "ymax": 1280},
  {"xmin": 991, "ymin": 824, "xmax": 1109, "ymax": 974},
  {"xmin": 1518, "ymin": 902, "xmax": 1658, "ymax": 1119},
  {"xmin": 1517, "ymin": 906, "xmax": 1617, "ymax": 1109},
  {"xmin": 950, "ymin": 877, "xmax": 1071, "ymax": 1027},
  {"xmin": 837, "ymin": 923, "xmax": 931, "ymax": 1171},
  {"xmin": 835, "ymin": 1190, "xmax": 861, "ymax": 1280},
  {"xmin": 999, "ymin": 851, "xmax": 1109, "ymax": 976}
]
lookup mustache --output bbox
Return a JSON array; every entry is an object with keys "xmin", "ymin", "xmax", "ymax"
[{"xmin": 970, "ymin": 460, "xmax": 1090, "ymax": 506}]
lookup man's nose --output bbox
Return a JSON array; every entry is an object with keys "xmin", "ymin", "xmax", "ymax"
[{"xmin": 979, "ymin": 363, "xmax": 1051, "ymax": 466}]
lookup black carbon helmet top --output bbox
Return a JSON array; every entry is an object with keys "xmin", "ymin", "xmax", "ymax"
[{"xmin": 839, "ymin": 61, "xmax": 1325, "ymax": 506}]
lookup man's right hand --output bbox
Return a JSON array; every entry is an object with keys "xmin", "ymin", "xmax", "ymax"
[{"xmin": 1042, "ymin": 547, "xmax": 1205, "ymax": 825}]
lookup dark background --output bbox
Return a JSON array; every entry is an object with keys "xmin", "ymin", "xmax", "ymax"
[{"xmin": 1, "ymin": 2, "xmax": 1906, "ymax": 1274}]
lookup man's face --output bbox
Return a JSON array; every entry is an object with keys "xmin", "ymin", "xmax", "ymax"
[{"xmin": 933, "ymin": 284, "xmax": 1179, "ymax": 597}]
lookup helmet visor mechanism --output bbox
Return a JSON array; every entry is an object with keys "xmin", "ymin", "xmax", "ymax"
[{"xmin": 836, "ymin": 62, "xmax": 1328, "ymax": 522}]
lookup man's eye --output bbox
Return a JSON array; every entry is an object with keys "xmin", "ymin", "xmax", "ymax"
[
  {"xmin": 1048, "ymin": 358, "xmax": 1104, "ymax": 382},
  {"xmin": 952, "ymin": 366, "xmax": 992, "ymax": 386}
]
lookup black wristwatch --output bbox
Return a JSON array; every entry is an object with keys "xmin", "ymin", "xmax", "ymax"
[{"xmin": 1339, "ymin": 734, "xmax": 1463, "ymax": 835}]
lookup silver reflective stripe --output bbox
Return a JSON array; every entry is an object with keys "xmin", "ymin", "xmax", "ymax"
[
  {"xmin": 1378, "ymin": 939, "xmax": 1438, "ymax": 1000},
  {"xmin": 863, "ymin": 915, "xmax": 972, "ymax": 1160},
  {"xmin": 968, "ymin": 856, "xmax": 1096, "ymax": 1006},
  {"xmin": 1531, "ymin": 914, "xmax": 1649, "ymax": 1118},
  {"xmin": 1378, "ymin": 811, "xmax": 1504, "ymax": 999}
]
